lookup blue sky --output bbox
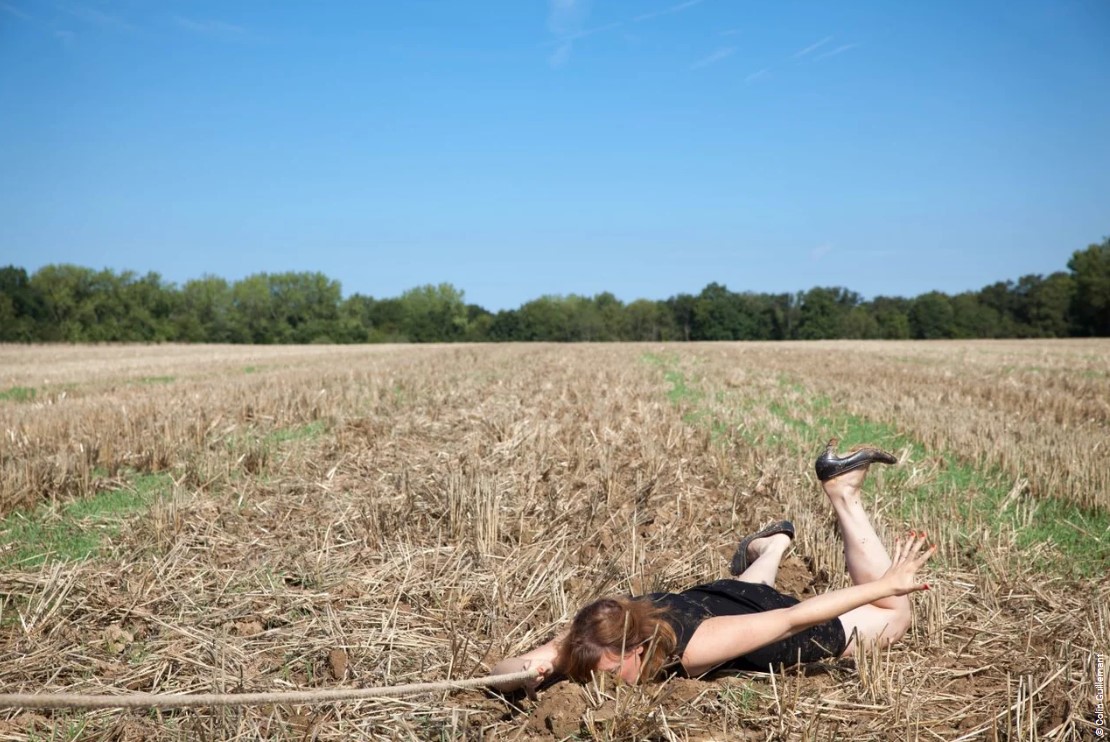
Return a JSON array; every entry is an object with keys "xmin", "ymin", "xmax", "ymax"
[{"xmin": 1, "ymin": 1, "xmax": 1108, "ymax": 310}]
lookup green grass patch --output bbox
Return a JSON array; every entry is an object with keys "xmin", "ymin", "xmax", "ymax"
[
  {"xmin": 766, "ymin": 378, "xmax": 1109, "ymax": 577},
  {"xmin": 640, "ymin": 351, "xmax": 678, "ymax": 368},
  {"xmin": 644, "ymin": 352, "xmax": 701, "ymax": 406},
  {"xmin": 644, "ymin": 357, "xmax": 1109, "ymax": 578},
  {"xmin": 26, "ymin": 717, "xmax": 90, "ymax": 741},
  {"xmin": 138, "ymin": 375, "xmax": 175, "ymax": 385},
  {"xmin": 664, "ymin": 369, "xmax": 702, "ymax": 407},
  {"xmin": 265, "ymin": 421, "xmax": 327, "ymax": 444},
  {"xmin": 218, "ymin": 421, "xmax": 327, "ymax": 479},
  {"xmin": 717, "ymin": 681, "xmax": 758, "ymax": 712},
  {"xmin": 0, "ymin": 386, "xmax": 36, "ymax": 402},
  {"xmin": 0, "ymin": 473, "xmax": 174, "ymax": 568}
]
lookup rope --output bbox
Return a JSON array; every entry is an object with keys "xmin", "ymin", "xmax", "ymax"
[{"xmin": 0, "ymin": 669, "xmax": 540, "ymax": 710}]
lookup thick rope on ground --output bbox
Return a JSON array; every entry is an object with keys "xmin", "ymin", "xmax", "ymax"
[{"xmin": 0, "ymin": 669, "xmax": 539, "ymax": 709}]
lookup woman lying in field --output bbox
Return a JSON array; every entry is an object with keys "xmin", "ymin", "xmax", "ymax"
[{"xmin": 490, "ymin": 441, "xmax": 936, "ymax": 689}]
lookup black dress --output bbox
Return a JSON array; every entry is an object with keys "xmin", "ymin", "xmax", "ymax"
[{"xmin": 647, "ymin": 579, "xmax": 847, "ymax": 675}]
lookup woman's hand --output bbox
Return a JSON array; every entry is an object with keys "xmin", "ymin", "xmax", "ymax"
[
  {"xmin": 881, "ymin": 531, "xmax": 937, "ymax": 596},
  {"xmin": 524, "ymin": 659, "xmax": 554, "ymax": 690},
  {"xmin": 489, "ymin": 638, "xmax": 560, "ymax": 692}
]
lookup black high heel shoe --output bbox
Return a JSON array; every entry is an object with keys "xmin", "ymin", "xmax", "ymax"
[
  {"xmin": 814, "ymin": 439, "xmax": 897, "ymax": 482},
  {"xmin": 730, "ymin": 520, "xmax": 795, "ymax": 575}
]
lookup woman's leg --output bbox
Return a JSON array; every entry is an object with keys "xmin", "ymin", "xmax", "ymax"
[
  {"xmin": 822, "ymin": 466, "xmax": 912, "ymax": 654},
  {"xmin": 835, "ymin": 603, "xmax": 909, "ymax": 655},
  {"xmin": 734, "ymin": 533, "xmax": 792, "ymax": 587}
]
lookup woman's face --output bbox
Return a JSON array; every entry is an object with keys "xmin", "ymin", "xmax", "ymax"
[{"xmin": 595, "ymin": 645, "xmax": 644, "ymax": 684}]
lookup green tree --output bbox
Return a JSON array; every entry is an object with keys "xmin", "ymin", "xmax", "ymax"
[
  {"xmin": 78, "ymin": 269, "xmax": 128, "ymax": 341},
  {"xmin": 513, "ymin": 294, "xmax": 607, "ymax": 341},
  {"xmin": 30, "ymin": 264, "xmax": 101, "ymax": 340},
  {"xmin": 667, "ymin": 293, "xmax": 697, "ymax": 341},
  {"xmin": 1067, "ymin": 238, "xmax": 1110, "ymax": 336},
  {"xmin": 1012, "ymin": 273, "xmax": 1074, "ymax": 337},
  {"xmin": 176, "ymin": 276, "xmax": 237, "ymax": 342},
  {"xmin": 398, "ymin": 283, "xmax": 468, "ymax": 342},
  {"xmin": 766, "ymin": 293, "xmax": 795, "ymax": 340},
  {"xmin": 0, "ymin": 266, "xmax": 46, "ymax": 341},
  {"xmin": 950, "ymin": 293, "xmax": 1001, "ymax": 338},
  {"xmin": 625, "ymin": 299, "xmax": 676, "ymax": 341},
  {"xmin": 796, "ymin": 287, "xmax": 860, "ymax": 339},
  {"xmin": 840, "ymin": 306, "xmax": 879, "ymax": 339},
  {"xmin": 463, "ymin": 304, "xmax": 494, "ymax": 341},
  {"xmin": 487, "ymin": 309, "xmax": 522, "ymax": 341},
  {"xmin": 268, "ymin": 272, "xmax": 342, "ymax": 343},
  {"xmin": 977, "ymin": 280, "xmax": 1021, "ymax": 336},
  {"xmin": 517, "ymin": 296, "xmax": 568, "ymax": 340},
  {"xmin": 691, "ymin": 283, "xmax": 740, "ymax": 340},
  {"xmin": 368, "ymin": 297, "xmax": 408, "ymax": 341},
  {"xmin": 592, "ymin": 292, "xmax": 626, "ymax": 341},
  {"xmin": 733, "ymin": 293, "xmax": 777, "ymax": 340},
  {"xmin": 336, "ymin": 295, "xmax": 375, "ymax": 342},
  {"xmin": 566, "ymin": 295, "xmax": 606, "ymax": 341},
  {"xmin": 231, "ymin": 274, "xmax": 283, "ymax": 343},
  {"xmin": 116, "ymin": 271, "xmax": 176, "ymax": 341},
  {"xmin": 909, "ymin": 291, "xmax": 956, "ymax": 339},
  {"xmin": 867, "ymin": 296, "xmax": 911, "ymax": 339}
]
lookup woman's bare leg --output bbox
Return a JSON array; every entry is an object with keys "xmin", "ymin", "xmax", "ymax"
[
  {"xmin": 734, "ymin": 533, "xmax": 792, "ymax": 587},
  {"xmin": 822, "ymin": 465, "xmax": 912, "ymax": 652},
  {"xmin": 822, "ymin": 467, "xmax": 904, "ymax": 604},
  {"xmin": 836, "ymin": 602, "xmax": 911, "ymax": 655}
]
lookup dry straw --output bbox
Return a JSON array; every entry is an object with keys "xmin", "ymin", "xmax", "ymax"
[{"xmin": 1, "ymin": 341, "xmax": 1107, "ymax": 740}]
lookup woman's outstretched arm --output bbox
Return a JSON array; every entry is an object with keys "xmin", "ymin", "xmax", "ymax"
[
  {"xmin": 488, "ymin": 637, "xmax": 561, "ymax": 692},
  {"xmin": 682, "ymin": 534, "xmax": 935, "ymax": 676}
]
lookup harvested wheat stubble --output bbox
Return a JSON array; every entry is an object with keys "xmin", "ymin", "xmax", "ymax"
[{"xmin": 0, "ymin": 341, "xmax": 1107, "ymax": 741}]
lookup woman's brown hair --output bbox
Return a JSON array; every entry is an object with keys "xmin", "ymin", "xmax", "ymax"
[{"xmin": 553, "ymin": 596, "xmax": 677, "ymax": 683}]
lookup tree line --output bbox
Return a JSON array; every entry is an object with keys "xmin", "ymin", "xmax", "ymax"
[{"xmin": 2, "ymin": 238, "xmax": 1107, "ymax": 343}]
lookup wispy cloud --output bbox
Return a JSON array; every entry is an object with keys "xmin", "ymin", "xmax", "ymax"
[
  {"xmin": 810, "ymin": 243, "xmax": 834, "ymax": 261},
  {"xmin": 549, "ymin": 40, "xmax": 573, "ymax": 68},
  {"xmin": 814, "ymin": 43, "xmax": 858, "ymax": 61},
  {"xmin": 65, "ymin": 4, "xmax": 137, "ymax": 32},
  {"xmin": 634, "ymin": 0, "xmax": 703, "ymax": 23},
  {"xmin": 3, "ymin": 2, "xmax": 83, "ymax": 47},
  {"xmin": 545, "ymin": 0, "xmax": 708, "ymax": 68},
  {"xmin": 556, "ymin": 20, "xmax": 623, "ymax": 44},
  {"xmin": 0, "ymin": 2, "xmax": 30, "ymax": 20},
  {"xmin": 547, "ymin": 0, "xmax": 598, "ymax": 68},
  {"xmin": 738, "ymin": 35, "xmax": 859, "ymax": 90},
  {"xmin": 793, "ymin": 35, "xmax": 833, "ymax": 59},
  {"xmin": 547, "ymin": 24, "xmax": 621, "ymax": 68},
  {"xmin": 744, "ymin": 68, "xmax": 770, "ymax": 84},
  {"xmin": 690, "ymin": 46, "xmax": 737, "ymax": 70},
  {"xmin": 548, "ymin": 0, "xmax": 588, "ymax": 35},
  {"xmin": 173, "ymin": 15, "xmax": 247, "ymax": 39},
  {"xmin": 719, "ymin": 28, "xmax": 742, "ymax": 37}
]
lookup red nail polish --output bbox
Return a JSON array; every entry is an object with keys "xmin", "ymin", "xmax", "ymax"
[{"xmin": 923, "ymin": 584, "xmax": 930, "ymax": 590}]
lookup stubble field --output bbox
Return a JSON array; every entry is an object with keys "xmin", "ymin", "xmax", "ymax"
[{"xmin": 0, "ymin": 341, "xmax": 1107, "ymax": 741}]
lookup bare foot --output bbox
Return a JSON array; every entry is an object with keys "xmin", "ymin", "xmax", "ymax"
[{"xmin": 822, "ymin": 465, "xmax": 870, "ymax": 501}]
